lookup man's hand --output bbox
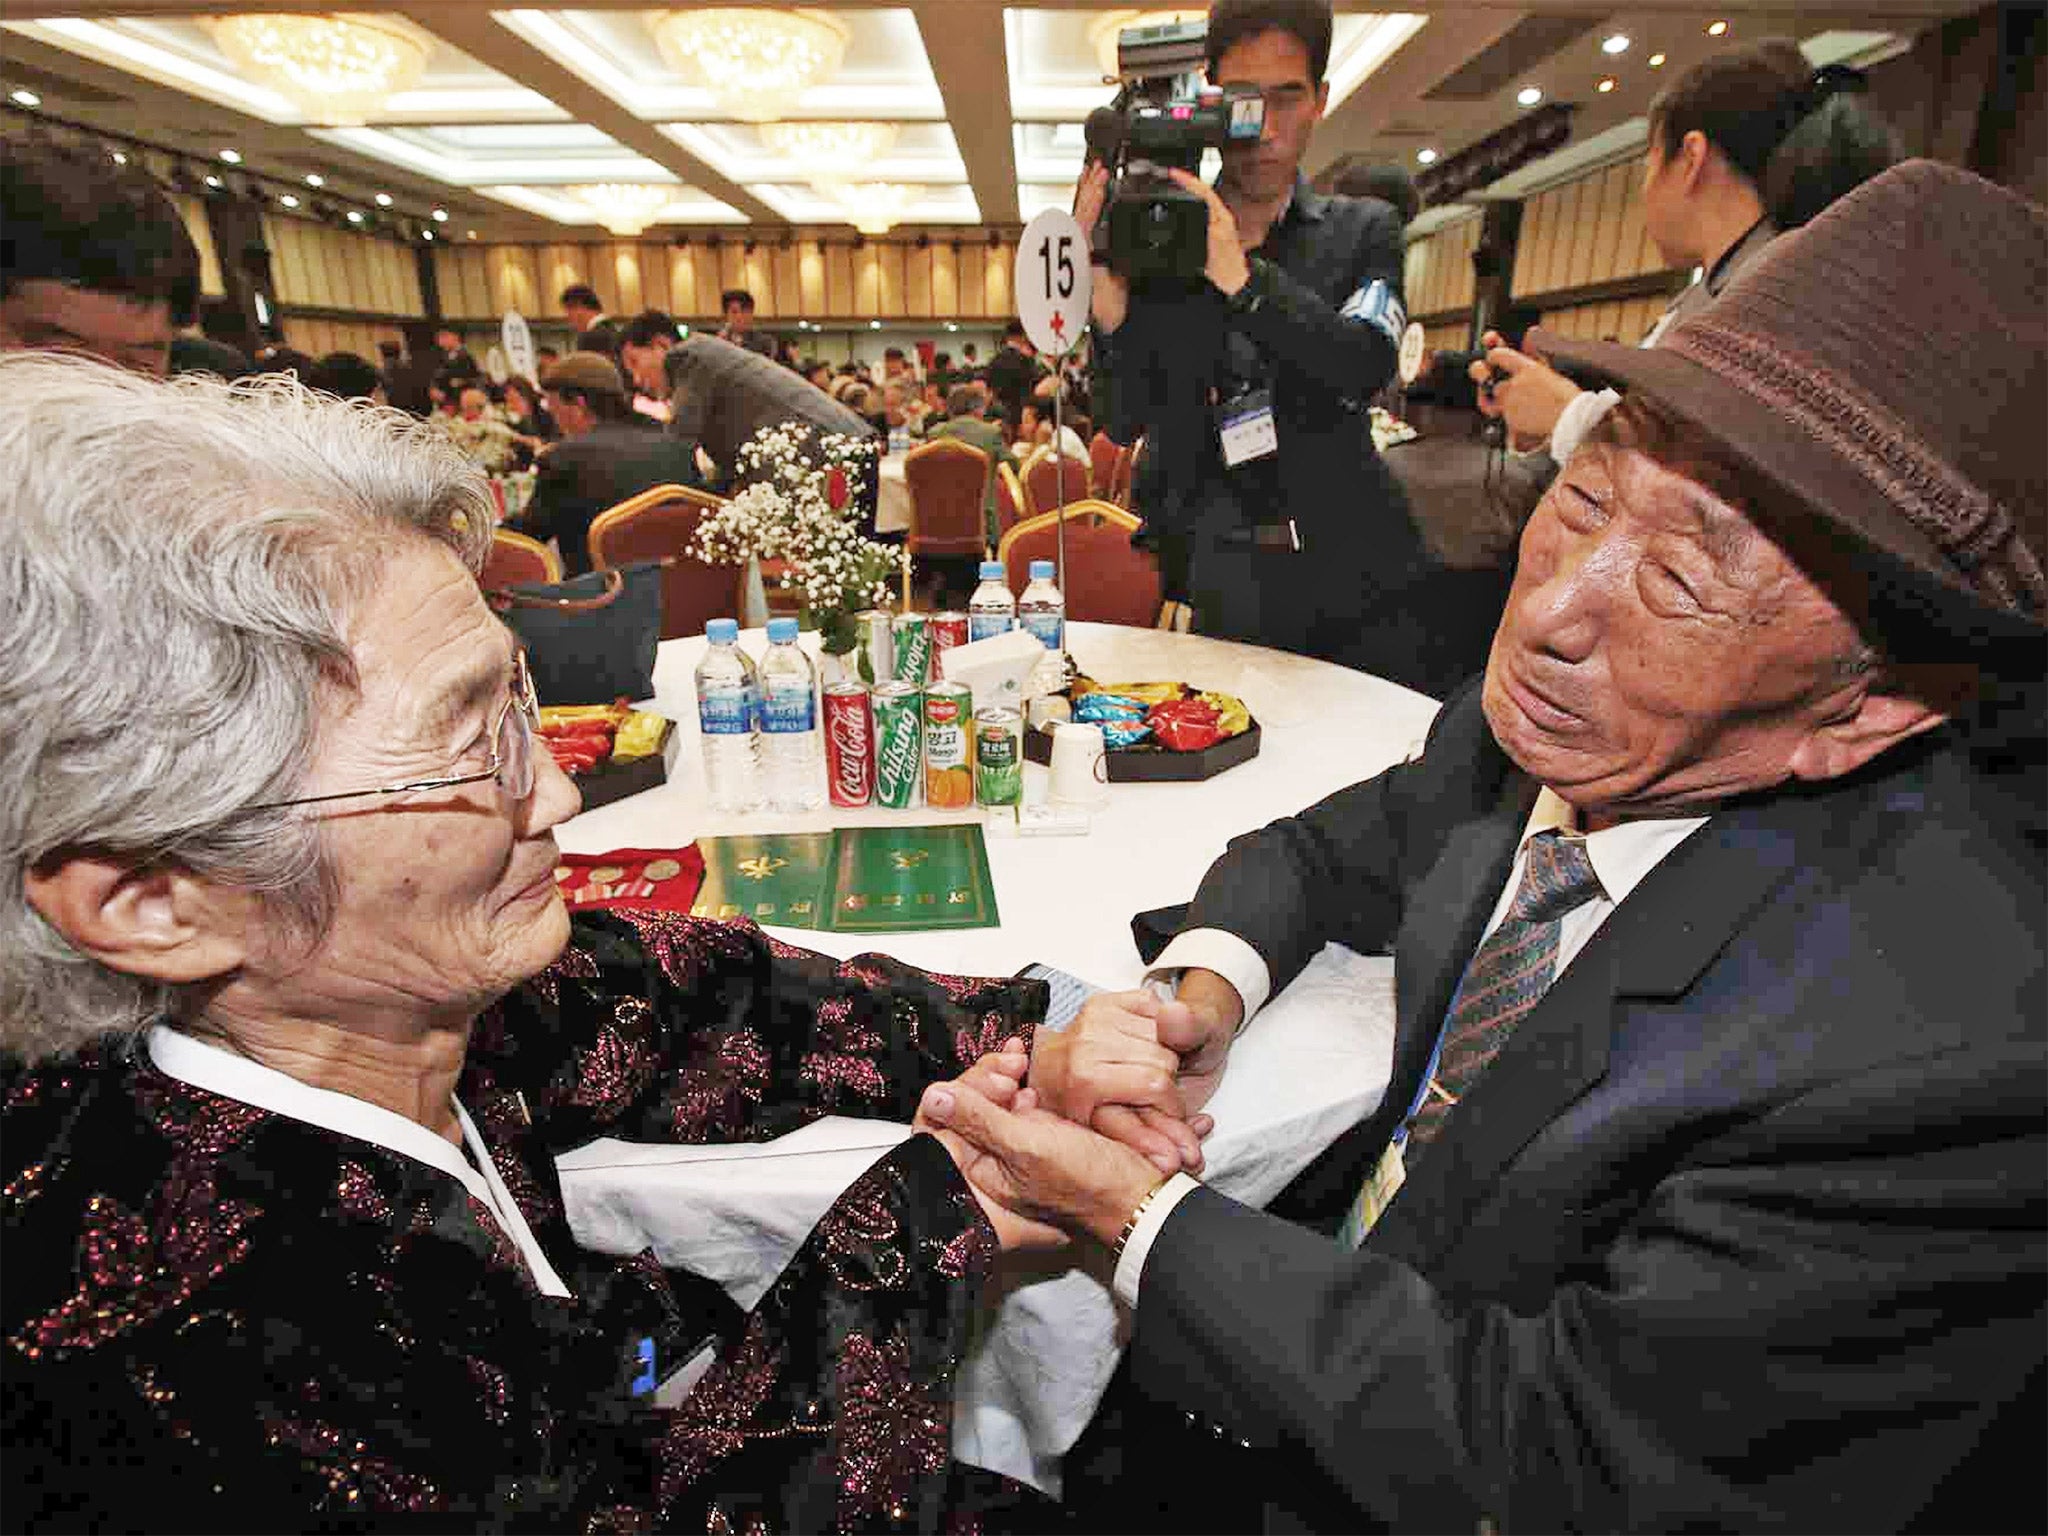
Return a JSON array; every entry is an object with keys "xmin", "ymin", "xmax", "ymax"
[
  {"xmin": 1031, "ymin": 991, "xmax": 1212, "ymax": 1175},
  {"xmin": 916, "ymin": 1037, "xmax": 1068, "ymax": 1251},
  {"xmin": 918, "ymin": 1079, "xmax": 1166, "ymax": 1250},
  {"xmin": 1073, "ymin": 165, "xmax": 1130, "ymax": 334},
  {"xmin": 1162, "ymin": 169, "xmax": 1252, "ymax": 297},
  {"xmin": 1468, "ymin": 330, "xmax": 1583, "ymax": 452}
]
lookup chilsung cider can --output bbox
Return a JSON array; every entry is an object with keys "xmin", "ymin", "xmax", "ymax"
[
  {"xmin": 974, "ymin": 705, "xmax": 1023, "ymax": 806},
  {"xmin": 923, "ymin": 682, "xmax": 974, "ymax": 808},
  {"xmin": 892, "ymin": 613, "xmax": 931, "ymax": 687},
  {"xmin": 852, "ymin": 609, "xmax": 894, "ymax": 686},
  {"xmin": 871, "ymin": 681, "xmax": 924, "ymax": 809}
]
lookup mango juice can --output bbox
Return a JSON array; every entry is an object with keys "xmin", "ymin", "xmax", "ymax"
[
  {"xmin": 923, "ymin": 682, "xmax": 974, "ymax": 808},
  {"xmin": 870, "ymin": 681, "xmax": 924, "ymax": 809},
  {"xmin": 974, "ymin": 705, "xmax": 1023, "ymax": 806}
]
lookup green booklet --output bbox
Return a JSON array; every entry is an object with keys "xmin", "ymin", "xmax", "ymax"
[{"xmin": 691, "ymin": 825, "xmax": 998, "ymax": 933}]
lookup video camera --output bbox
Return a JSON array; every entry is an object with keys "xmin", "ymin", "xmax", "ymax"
[{"xmin": 1084, "ymin": 16, "xmax": 1265, "ymax": 292}]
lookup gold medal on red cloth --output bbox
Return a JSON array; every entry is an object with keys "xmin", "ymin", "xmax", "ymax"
[{"xmin": 553, "ymin": 846, "xmax": 706, "ymax": 913}]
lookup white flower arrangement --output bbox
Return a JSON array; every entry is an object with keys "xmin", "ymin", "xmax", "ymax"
[{"xmin": 690, "ymin": 425, "xmax": 900, "ymax": 648}]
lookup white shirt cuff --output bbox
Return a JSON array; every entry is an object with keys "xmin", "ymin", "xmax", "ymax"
[
  {"xmin": 1111, "ymin": 1171, "xmax": 1202, "ymax": 1309},
  {"xmin": 1549, "ymin": 386, "xmax": 1621, "ymax": 466},
  {"xmin": 1148, "ymin": 928, "xmax": 1271, "ymax": 1027}
]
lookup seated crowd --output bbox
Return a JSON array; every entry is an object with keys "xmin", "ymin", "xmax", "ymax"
[{"xmin": 1, "ymin": 16, "xmax": 2042, "ymax": 1535}]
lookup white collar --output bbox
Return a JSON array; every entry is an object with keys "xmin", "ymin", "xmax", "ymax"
[
  {"xmin": 146, "ymin": 1024, "xmax": 571, "ymax": 1296},
  {"xmin": 1522, "ymin": 787, "xmax": 1710, "ymax": 907}
]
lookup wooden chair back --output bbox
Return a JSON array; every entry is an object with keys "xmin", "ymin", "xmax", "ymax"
[
  {"xmin": 902, "ymin": 437, "xmax": 991, "ymax": 559},
  {"xmin": 587, "ymin": 483, "xmax": 746, "ymax": 641},
  {"xmin": 1088, "ymin": 431, "xmax": 1122, "ymax": 499},
  {"xmin": 482, "ymin": 527, "xmax": 560, "ymax": 589},
  {"xmin": 995, "ymin": 461, "xmax": 1026, "ymax": 542},
  {"xmin": 995, "ymin": 500, "xmax": 1160, "ymax": 628},
  {"xmin": 1022, "ymin": 447, "xmax": 1091, "ymax": 517}
]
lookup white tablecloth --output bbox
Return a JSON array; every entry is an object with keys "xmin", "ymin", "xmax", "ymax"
[
  {"xmin": 553, "ymin": 623, "xmax": 1440, "ymax": 1493},
  {"xmin": 877, "ymin": 455, "xmax": 911, "ymax": 535}
]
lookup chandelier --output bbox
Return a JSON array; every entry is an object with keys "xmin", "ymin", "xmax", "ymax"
[
  {"xmin": 212, "ymin": 13, "xmax": 429, "ymax": 126},
  {"xmin": 759, "ymin": 121, "xmax": 899, "ymax": 182},
  {"xmin": 650, "ymin": 8, "xmax": 850, "ymax": 123},
  {"xmin": 817, "ymin": 180, "xmax": 915, "ymax": 235},
  {"xmin": 1089, "ymin": 9, "xmax": 1207, "ymax": 80},
  {"xmin": 568, "ymin": 184, "xmax": 679, "ymax": 237}
]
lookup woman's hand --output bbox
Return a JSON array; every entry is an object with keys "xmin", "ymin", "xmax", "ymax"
[{"xmin": 916, "ymin": 1038, "xmax": 1069, "ymax": 1251}]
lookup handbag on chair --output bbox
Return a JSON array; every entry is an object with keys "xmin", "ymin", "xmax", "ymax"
[{"xmin": 487, "ymin": 561, "xmax": 664, "ymax": 706}]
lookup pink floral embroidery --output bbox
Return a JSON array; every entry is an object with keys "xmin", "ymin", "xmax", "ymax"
[
  {"xmin": 334, "ymin": 1161, "xmax": 392, "ymax": 1224},
  {"xmin": 569, "ymin": 1002, "xmax": 660, "ymax": 1117},
  {"xmin": 832, "ymin": 1331, "xmax": 949, "ymax": 1528},
  {"xmin": 262, "ymin": 1411, "xmax": 447, "ymax": 1512},
  {"xmin": 667, "ymin": 1031, "xmax": 772, "ymax": 1144},
  {"xmin": 658, "ymin": 1314, "xmax": 809, "ymax": 1505},
  {"xmin": 815, "ymin": 1169, "xmax": 907, "ymax": 1292}
]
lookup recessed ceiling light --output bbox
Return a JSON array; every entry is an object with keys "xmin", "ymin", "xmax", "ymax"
[
  {"xmin": 375, "ymin": 192, "xmax": 393, "ymax": 207},
  {"xmin": 347, "ymin": 210, "xmax": 364, "ymax": 224},
  {"xmin": 305, "ymin": 173, "xmax": 323, "ymax": 187},
  {"xmin": 10, "ymin": 89, "xmax": 42, "ymax": 108},
  {"xmin": 111, "ymin": 151, "xmax": 128, "ymax": 165},
  {"xmin": 1417, "ymin": 147, "xmax": 1439, "ymax": 165},
  {"xmin": 1597, "ymin": 77, "xmax": 1617, "ymax": 93},
  {"xmin": 205, "ymin": 174, "xmax": 224, "ymax": 189},
  {"xmin": 1602, "ymin": 34, "xmax": 1630, "ymax": 55},
  {"xmin": 421, "ymin": 229, "xmax": 434, "ymax": 241},
  {"xmin": 1707, "ymin": 20, "xmax": 1728, "ymax": 37},
  {"xmin": 1649, "ymin": 52, "xmax": 1668, "ymax": 68},
  {"xmin": 431, "ymin": 208, "xmax": 448, "ymax": 223},
  {"xmin": 279, "ymin": 194, "xmax": 300, "ymax": 208},
  {"xmin": 1517, "ymin": 86, "xmax": 1543, "ymax": 107},
  {"xmin": 219, "ymin": 148, "xmax": 242, "ymax": 164},
  {"xmin": 869, "ymin": 319, "xmax": 881, "ymax": 329},
  {"xmin": 466, "ymin": 230, "xmax": 478, "ymax": 240}
]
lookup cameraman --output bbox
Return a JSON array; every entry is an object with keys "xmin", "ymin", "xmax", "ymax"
[{"xmin": 1083, "ymin": 0, "xmax": 1450, "ymax": 691}]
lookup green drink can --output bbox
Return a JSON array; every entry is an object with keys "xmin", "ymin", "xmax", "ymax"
[
  {"xmin": 892, "ymin": 613, "xmax": 932, "ymax": 687},
  {"xmin": 871, "ymin": 681, "xmax": 925, "ymax": 809},
  {"xmin": 974, "ymin": 705, "xmax": 1024, "ymax": 807}
]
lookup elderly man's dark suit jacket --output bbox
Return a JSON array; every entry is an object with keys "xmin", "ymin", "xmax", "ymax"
[
  {"xmin": 664, "ymin": 334, "xmax": 875, "ymax": 491},
  {"xmin": 1127, "ymin": 678, "xmax": 2045, "ymax": 1533},
  {"xmin": 509, "ymin": 417, "xmax": 702, "ymax": 576}
]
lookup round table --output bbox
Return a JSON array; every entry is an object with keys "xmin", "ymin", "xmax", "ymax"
[
  {"xmin": 877, "ymin": 455, "xmax": 912, "ymax": 535},
  {"xmin": 552, "ymin": 623, "xmax": 1440, "ymax": 1493}
]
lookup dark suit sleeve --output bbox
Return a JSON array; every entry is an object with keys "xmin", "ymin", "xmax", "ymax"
[
  {"xmin": 1230, "ymin": 200, "xmax": 1404, "ymax": 401},
  {"xmin": 1183, "ymin": 677, "xmax": 1478, "ymax": 996},
  {"xmin": 506, "ymin": 442, "xmax": 582, "ymax": 545},
  {"xmin": 1131, "ymin": 1041, "xmax": 2048, "ymax": 1532}
]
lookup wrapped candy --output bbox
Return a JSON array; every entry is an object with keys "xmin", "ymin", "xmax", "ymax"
[
  {"xmin": 1147, "ymin": 697, "xmax": 1224, "ymax": 752},
  {"xmin": 1073, "ymin": 692, "xmax": 1147, "ymax": 723},
  {"xmin": 1100, "ymin": 721, "xmax": 1153, "ymax": 749}
]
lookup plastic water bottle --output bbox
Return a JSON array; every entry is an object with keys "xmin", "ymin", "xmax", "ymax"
[
  {"xmin": 695, "ymin": 618, "xmax": 758, "ymax": 813},
  {"xmin": 968, "ymin": 560, "xmax": 1016, "ymax": 642},
  {"xmin": 1018, "ymin": 560, "xmax": 1065, "ymax": 651},
  {"xmin": 758, "ymin": 617, "xmax": 824, "ymax": 812}
]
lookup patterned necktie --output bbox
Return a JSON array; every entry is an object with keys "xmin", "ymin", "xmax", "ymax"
[{"xmin": 1402, "ymin": 829, "xmax": 1607, "ymax": 1159}]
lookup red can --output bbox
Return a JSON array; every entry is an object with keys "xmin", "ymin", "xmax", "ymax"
[
  {"xmin": 822, "ymin": 681, "xmax": 875, "ymax": 807},
  {"xmin": 929, "ymin": 611, "xmax": 970, "ymax": 658}
]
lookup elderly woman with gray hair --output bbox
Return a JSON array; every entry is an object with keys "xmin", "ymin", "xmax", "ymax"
[{"xmin": 0, "ymin": 354, "xmax": 1084, "ymax": 1532}]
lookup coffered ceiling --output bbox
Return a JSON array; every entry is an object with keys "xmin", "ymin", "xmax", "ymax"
[{"xmin": 0, "ymin": 1, "xmax": 1975, "ymax": 241}]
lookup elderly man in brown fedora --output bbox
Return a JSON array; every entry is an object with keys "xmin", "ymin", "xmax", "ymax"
[{"xmin": 914, "ymin": 160, "xmax": 2047, "ymax": 1534}]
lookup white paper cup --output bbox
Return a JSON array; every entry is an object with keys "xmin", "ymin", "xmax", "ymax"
[{"xmin": 1048, "ymin": 721, "xmax": 1110, "ymax": 807}]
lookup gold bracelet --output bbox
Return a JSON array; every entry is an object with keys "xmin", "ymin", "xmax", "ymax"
[{"xmin": 1112, "ymin": 1176, "xmax": 1174, "ymax": 1260}]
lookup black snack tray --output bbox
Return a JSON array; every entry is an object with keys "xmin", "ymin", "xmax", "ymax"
[{"xmin": 1022, "ymin": 717, "xmax": 1261, "ymax": 781}]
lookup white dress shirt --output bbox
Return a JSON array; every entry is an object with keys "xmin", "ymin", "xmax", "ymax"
[
  {"xmin": 147, "ymin": 1024, "xmax": 572, "ymax": 1297},
  {"xmin": 1116, "ymin": 792, "xmax": 1708, "ymax": 1306}
]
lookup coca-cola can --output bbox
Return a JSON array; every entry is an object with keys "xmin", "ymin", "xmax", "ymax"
[
  {"xmin": 852, "ymin": 609, "xmax": 894, "ymax": 687},
  {"xmin": 929, "ymin": 611, "xmax": 970, "ymax": 659},
  {"xmin": 822, "ymin": 682, "xmax": 874, "ymax": 807}
]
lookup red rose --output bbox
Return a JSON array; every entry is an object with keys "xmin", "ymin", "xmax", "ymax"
[{"xmin": 826, "ymin": 467, "xmax": 850, "ymax": 510}]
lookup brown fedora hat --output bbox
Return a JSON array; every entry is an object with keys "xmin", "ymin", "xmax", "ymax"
[{"xmin": 1531, "ymin": 159, "xmax": 2047, "ymax": 647}]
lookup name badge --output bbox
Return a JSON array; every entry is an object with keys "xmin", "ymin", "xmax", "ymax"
[
  {"xmin": 1335, "ymin": 1141, "xmax": 1407, "ymax": 1251},
  {"xmin": 1217, "ymin": 389, "xmax": 1278, "ymax": 467}
]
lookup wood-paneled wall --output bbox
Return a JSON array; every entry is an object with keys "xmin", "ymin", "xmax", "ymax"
[
  {"xmin": 262, "ymin": 215, "xmax": 424, "ymax": 317},
  {"xmin": 1402, "ymin": 212, "xmax": 1480, "ymax": 320},
  {"xmin": 1509, "ymin": 156, "xmax": 1665, "ymax": 299},
  {"xmin": 435, "ymin": 237, "xmax": 1018, "ymax": 323},
  {"xmin": 1421, "ymin": 321, "xmax": 1469, "ymax": 354},
  {"xmin": 169, "ymin": 193, "xmax": 225, "ymax": 298},
  {"xmin": 1533, "ymin": 294, "xmax": 1670, "ymax": 346},
  {"xmin": 281, "ymin": 317, "xmax": 401, "ymax": 359}
]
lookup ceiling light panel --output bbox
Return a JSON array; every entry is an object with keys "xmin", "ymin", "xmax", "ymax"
[
  {"xmin": 310, "ymin": 124, "xmax": 664, "ymax": 187},
  {"xmin": 748, "ymin": 180, "xmax": 981, "ymax": 226},
  {"xmin": 492, "ymin": 9, "xmax": 942, "ymax": 122},
  {"xmin": 664, "ymin": 120, "xmax": 966, "ymax": 185},
  {"xmin": 3, "ymin": 15, "xmax": 559, "ymax": 124},
  {"xmin": 479, "ymin": 181, "xmax": 746, "ymax": 227}
]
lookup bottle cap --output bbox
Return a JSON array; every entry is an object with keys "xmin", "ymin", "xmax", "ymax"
[
  {"xmin": 979, "ymin": 560, "xmax": 1005, "ymax": 580},
  {"xmin": 766, "ymin": 617, "xmax": 799, "ymax": 643},
  {"xmin": 705, "ymin": 618, "xmax": 738, "ymax": 643},
  {"xmin": 1029, "ymin": 560, "xmax": 1055, "ymax": 580}
]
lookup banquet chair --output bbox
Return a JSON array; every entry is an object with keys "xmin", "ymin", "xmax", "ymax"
[
  {"xmin": 587, "ymin": 483, "xmax": 748, "ymax": 641},
  {"xmin": 1088, "ymin": 431, "xmax": 1122, "ymax": 500},
  {"xmin": 481, "ymin": 527, "xmax": 560, "ymax": 590},
  {"xmin": 995, "ymin": 461, "xmax": 1027, "ymax": 543},
  {"xmin": 1022, "ymin": 446, "xmax": 1091, "ymax": 517},
  {"xmin": 903, "ymin": 437, "xmax": 992, "ymax": 561},
  {"xmin": 996, "ymin": 500, "xmax": 1162, "ymax": 628}
]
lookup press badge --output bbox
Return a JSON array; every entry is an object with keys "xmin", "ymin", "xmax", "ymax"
[
  {"xmin": 1217, "ymin": 388, "xmax": 1278, "ymax": 467},
  {"xmin": 1335, "ymin": 1141, "xmax": 1406, "ymax": 1250}
]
